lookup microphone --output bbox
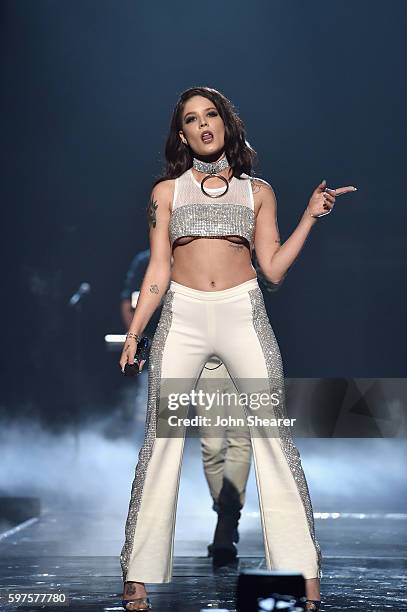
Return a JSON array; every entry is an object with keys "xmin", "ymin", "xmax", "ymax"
[{"xmin": 68, "ymin": 282, "xmax": 91, "ymax": 306}]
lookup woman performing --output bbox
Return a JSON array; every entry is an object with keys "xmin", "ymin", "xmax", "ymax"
[{"xmin": 118, "ymin": 86, "xmax": 357, "ymax": 611}]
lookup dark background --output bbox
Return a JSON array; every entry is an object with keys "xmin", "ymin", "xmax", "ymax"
[{"xmin": 1, "ymin": 0, "xmax": 405, "ymax": 428}]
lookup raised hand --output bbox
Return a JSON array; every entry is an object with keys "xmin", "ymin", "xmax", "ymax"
[{"xmin": 307, "ymin": 179, "xmax": 358, "ymax": 218}]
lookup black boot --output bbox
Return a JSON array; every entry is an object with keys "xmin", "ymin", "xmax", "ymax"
[
  {"xmin": 208, "ymin": 478, "xmax": 242, "ymax": 567},
  {"xmin": 207, "ymin": 508, "xmax": 241, "ymax": 555}
]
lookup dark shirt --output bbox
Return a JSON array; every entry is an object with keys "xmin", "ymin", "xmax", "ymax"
[{"xmin": 120, "ymin": 249, "xmax": 283, "ymax": 340}]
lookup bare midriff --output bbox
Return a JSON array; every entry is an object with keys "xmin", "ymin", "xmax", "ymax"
[{"xmin": 171, "ymin": 236, "xmax": 257, "ymax": 291}]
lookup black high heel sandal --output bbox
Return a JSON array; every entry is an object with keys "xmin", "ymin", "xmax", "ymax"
[
  {"xmin": 121, "ymin": 596, "xmax": 152, "ymax": 610},
  {"xmin": 305, "ymin": 599, "xmax": 321, "ymax": 611}
]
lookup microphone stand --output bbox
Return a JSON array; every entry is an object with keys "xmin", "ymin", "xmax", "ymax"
[{"xmin": 68, "ymin": 283, "xmax": 91, "ymax": 457}]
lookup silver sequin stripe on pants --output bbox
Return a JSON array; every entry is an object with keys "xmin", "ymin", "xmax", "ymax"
[
  {"xmin": 119, "ymin": 278, "xmax": 322, "ymax": 583},
  {"xmin": 249, "ymin": 287, "xmax": 322, "ymax": 578},
  {"xmin": 119, "ymin": 288, "xmax": 175, "ymax": 583}
]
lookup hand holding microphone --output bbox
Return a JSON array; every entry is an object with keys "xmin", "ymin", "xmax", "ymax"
[{"xmin": 119, "ymin": 334, "xmax": 150, "ymax": 376}]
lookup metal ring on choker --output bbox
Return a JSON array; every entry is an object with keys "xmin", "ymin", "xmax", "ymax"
[{"xmin": 200, "ymin": 174, "xmax": 229, "ymax": 198}]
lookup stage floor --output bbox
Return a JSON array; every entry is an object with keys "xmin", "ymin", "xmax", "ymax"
[{"xmin": 0, "ymin": 507, "xmax": 406, "ymax": 611}]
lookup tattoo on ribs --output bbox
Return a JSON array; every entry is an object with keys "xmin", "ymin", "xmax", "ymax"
[
  {"xmin": 149, "ymin": 284, "xmax": 159, "ymax": 294},
  {"xmin": 147, "ymin": 197, "xmax": 158, "ymax": 228},
  {"xmin": 229, "ymin": 243, "xmax": 245, "ymax": 252}
]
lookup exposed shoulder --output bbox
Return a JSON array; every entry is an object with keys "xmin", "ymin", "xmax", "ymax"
[
  {"xmin": 247, "ymin": 176, "xmax": 275, "ymax": 196},
  {"xmin": 151, "ymin": 178, "xmax": 176, "ymax": 197},
  {"xmin": 242, "ymin": 175, "xmax": 277, "ymax": 215},
  {"xmin": 151, "ymin": 178, "xmax": 176, "ymax": 212}
]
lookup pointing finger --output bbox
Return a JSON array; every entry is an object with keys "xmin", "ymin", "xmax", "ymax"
[{"xmin": 331, "ymin": 186, "xmax": 358, "ymax": 196}]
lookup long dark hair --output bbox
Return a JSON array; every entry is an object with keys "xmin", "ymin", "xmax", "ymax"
[{"xmin": 152, "ymin": 86, "xmax": 258, "ymax": 188}]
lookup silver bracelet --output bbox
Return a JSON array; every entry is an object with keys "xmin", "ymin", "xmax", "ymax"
[{"xmin": 307, "ymin": 207, "xmax": 331, "ymax": 219}]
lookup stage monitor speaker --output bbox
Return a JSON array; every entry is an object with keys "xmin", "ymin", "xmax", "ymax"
[{"xmin": 236, "ymin": 569, "xmax": 306, "ymax": 612}]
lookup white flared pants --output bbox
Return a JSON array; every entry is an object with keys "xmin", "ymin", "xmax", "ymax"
[{"xmin": 120, "ymin": 277, "xmax": 322, "ymax": 583}]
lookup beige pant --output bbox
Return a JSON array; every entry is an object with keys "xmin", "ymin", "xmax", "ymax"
[
  {"xmin": 195, "ymin": 357, "xmax": 252, "ymax": 510},
  {"xmin": 120, "ymin": 278, "xmax": 322, "ymax": 583}
]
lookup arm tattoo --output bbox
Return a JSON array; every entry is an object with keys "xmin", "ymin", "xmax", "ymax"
[
  {"xmin": 250, "ymin": 177, "xmax": 274, "ymax": 196},
  {"xmin": 147, "ymin": 196, "xmax": 158, "ymax": 228},
  {"xmin": 149, "ymin": 284, "xmax": 159, "ymax": 294},
  {"xmin": 250, "ymin": 178, "xmax": 262, "ymax": 195}
]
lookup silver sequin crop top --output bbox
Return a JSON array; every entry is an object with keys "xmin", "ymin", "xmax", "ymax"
[{"xmin": 169, "ymin": 168, "xmax": 256, "ymax": 248}]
